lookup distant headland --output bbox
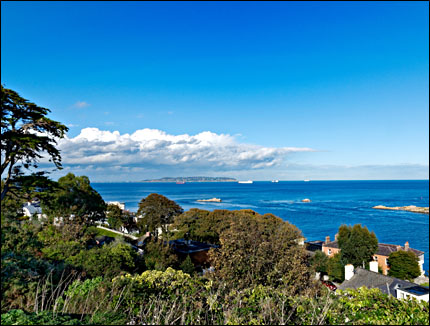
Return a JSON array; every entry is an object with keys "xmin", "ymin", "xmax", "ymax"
[{"xmin": 141, "ymin": 176, "xmax": 237, "ymax": 183}]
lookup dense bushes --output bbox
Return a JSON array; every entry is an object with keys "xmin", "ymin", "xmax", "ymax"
[
  {"xmin": 209, "ymin": 211, "xmax": 312, "ymax": 292},
  {"xmin": 2, "ymin": 194, "xmax": 429, "ymax": 325},
  {"xmin": 142, "ymin": 238, "xmax": 179, "ymax": 271},
  {"xmin": 1, "ymin": 252, "xmax": 74, "ymax": 313},
  {"xmin": 67, "ymin": 241, "xmax": 140, "ymax": 279},
  {"xmin": 329, "ymin": 287, "xmax": 429, "ymax": 325},
  {"xmin": 3, "ymin": 269, "xmax": 428, "ymax": 325}
]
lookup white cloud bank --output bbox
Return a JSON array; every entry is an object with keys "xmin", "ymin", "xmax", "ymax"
[{"xmin": 57, "ymin": 128, "xmax": 314, "ymax": 172}]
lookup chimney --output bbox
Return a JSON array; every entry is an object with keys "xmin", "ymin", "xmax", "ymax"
[
  {"xmin": 396, "ymin": 245, "xmax": 402, "ymax": 251},
  {"xmin": 345, "ymin": 264, "xmax": 354, "ymax": 281},
  {"xmin": 369, "ymin": 261, "xmax": 379, "ymax": 273},
  {"xmin": 325, "ymin": 236, "xmax": 330, "ymax": 244},
  {"xmin": 335, "ymin": 233, "xmax": 339, "ymax": 241},
  {"xmin": 404, "ymin": 241, "xmax": 409, "ymax": 251}
]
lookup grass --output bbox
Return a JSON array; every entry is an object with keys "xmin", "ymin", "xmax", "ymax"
[{"xmin": 95, "ymin": 228, "xmax": 125, "ymax": 240}]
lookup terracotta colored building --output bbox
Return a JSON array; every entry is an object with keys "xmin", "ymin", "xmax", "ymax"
[{"xmin": 322, "ymin": 234, "xmax": 425, "ymax": 276}]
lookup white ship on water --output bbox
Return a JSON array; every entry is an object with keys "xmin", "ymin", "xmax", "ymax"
[
  {"xmin": 238, "ymin": 180, "xmax": 253, "ymax": 184},
  {"xmin": 271, "ymin": 180, "xmax": 279, "ymax": 183}
]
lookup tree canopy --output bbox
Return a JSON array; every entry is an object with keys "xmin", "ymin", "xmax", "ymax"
[
  {"xmin": 1, "ymin": 86, "xmax": 68, "ymax": 201},
  {"xmin": 337, "ymin": 224, "xmax": 378, "ymax": 268},
  {"xmin": 106, "ymin": 204, "xmax": 123, "ymax": 230},
  {"xmin": 136, "ymin": 193, "xmax": 183, "ymax": 235},
  {"xmin": 172, "ymin": 208, "xmax": 238, "ymax": 244},
  {"xmin": 388, "ymin": 250, "xmax": 421, "ymax": 281},
  {"xmin": 209, "ymin": 210, "xmax": 311, "ymax": 292},
  {"xmin": 43, "ymin": 173, "xmax": 106, "ymax": 224}
]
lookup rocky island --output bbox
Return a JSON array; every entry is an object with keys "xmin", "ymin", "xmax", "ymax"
[
  {"xmin": 197, "ymin": 198, "xmax": 222, "ymax": 202},
  {"xmin": 373, "ymin": 205, "xmax": 429, "ymax": 214},
  {"xmin": 141, "ymin": 176, "xmax": 237, "ymax": 183}
]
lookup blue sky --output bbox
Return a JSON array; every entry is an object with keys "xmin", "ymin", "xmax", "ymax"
[{"xmin": 2, "ymin": 1, "xmax": 429, "ymax": 181}]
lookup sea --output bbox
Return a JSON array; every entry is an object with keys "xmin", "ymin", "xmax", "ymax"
[{"xmin": 92, "ymin": 180, "xmax": 429, "ymax": 274}]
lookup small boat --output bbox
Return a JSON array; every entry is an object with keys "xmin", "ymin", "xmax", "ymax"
[
  {"xmin": 272, "ymin": 180, "xmax": 279, "ymax": 183},
  {"xmin": 176, "ymin": 181, "xmax": 185, "ymax": 184},
  {"xmin": 238, "ymin": 180, "xmax": 253, "ymax": 184},
  {"xmin": 304, "ymin": 179, "xmax": 310, "ymax": 182}
]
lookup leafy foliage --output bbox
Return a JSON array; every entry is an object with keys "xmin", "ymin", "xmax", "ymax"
[
  {"xmin": 311, "ymin": 250, "xmax": 330, "ymax": 274},
  {"xmin": 179, "ymin": 254, "xmax": 196, "ymax": 275},
  {"xmin": 1, "ymin": 218, "xmax": 43, "ymax": 256},
  {"xmin": 66, "ymin": 241, "xmax": 139, "ymax": 279},
  {"xmin": 1, "ymin": 252, "xmax": 73, "ymax": 313},
  {"xmin": 327, "ymin": 253, "xmax": 344, "ymax": 282},
  {"xmin": 338, "ymin": 224, "xmax": 378, "ymax": 267},
  {"xmin": 329, "ymin": 287, "xmax": 429, "ymax": 325},
  {"xmin": 2, "ymin": 181, "xmax": 428, "ymax": 325},
  {"xmin": 172, "ymin": 208, "xmax": 238, "ymax": 244},
  {"xmin": 1, "ymin": 309, "xmax": 83, "ymax": 325},
  {"xmin": 209, "ymin": 210, "xmax": 312, "ymax": 292},
  {"xmin": 388, "ymin": 250, "xmax": 421, "ymax": 281},
  {"xmin": 43, "ymin": 173, "xmax": 106, "ymax": 224},
  {"xmin": 136, "ymin": 193, "xmax": 183, "ymax": 235},
  {"xmin": 1, "ymin": 86, "xmax": 68, "ymax": 201},
  {"xmin": 142, "ymin": 238, "xmax": 179, "ymax": 271},
  {"xmin": 106, "ymin": 204, "xmax": 122, "ymax": 230},
  {"xmin": 37, "ymin": 223, "xmax": 95, "ymax": 261},
  {"xmin": 106, "ymin": 204, "xmax": 136, "ymax": 232}
]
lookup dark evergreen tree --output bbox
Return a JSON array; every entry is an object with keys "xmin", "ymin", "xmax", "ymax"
[
  {"xmin": 1, "ymin": 86, "xmax": 68, "ymax": 201},
  {"xmin": 337, "ymin": 224, "xmax": 378, "ymax": 267},
  {"xmin": 388, "ymin": 250, "xmax": 421, "ymax": 281},
  {"xmin": 179, "ymin": 254, "xmax": 195, "ymax": 275}
]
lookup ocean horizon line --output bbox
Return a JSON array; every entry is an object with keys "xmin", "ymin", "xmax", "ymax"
[{"xmin": 91, "ymin": 179, "xmax": 430, "ymax": 184}]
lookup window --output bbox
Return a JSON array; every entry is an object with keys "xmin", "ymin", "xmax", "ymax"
[
  {"xmin": 385, "ymin": 258, "xmax": 389, "ymax": 266},
  {"xmin": 328, "ymin": 249, "xmax": 332, "ymax": 255},
  {"xmin": 373, "ymin": 256, "xmax": 378, "ymax": 261}
]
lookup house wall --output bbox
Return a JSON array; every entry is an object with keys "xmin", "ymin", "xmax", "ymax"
[
  {"xmin": 396, "ymin": 289, "xmax": 429, "ymax": 303},
  {"xmin": 190, "ymin": 250, "xmax": 210, "ymax": 267},
  {"xmin": 418, "ymin": 254, "xmax": 425, "ymax": 276},
  {"xmin": 373, "ymin": 254, "xmax": 390, "ymax": 275},
  {"xmin": 322, "ymin": 246, "xmax": 340, "ymax": 257},
  {"xmin": 324, "ymin": 247, "xmax": 390, "ymax": 275},
  {"xmin": 373, "ymin": 253, "xmax": 425, "ymax": 276}
]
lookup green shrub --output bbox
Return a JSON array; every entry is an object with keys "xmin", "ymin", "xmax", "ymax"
[
  {"xmin": 1, "ymin": 309, "xmax": 82, "ymax": 325},
  {"xmin": 328, "ymin": 287, "xmax": 429, "ymax": 325},
  {"xmin": 1, "ymin": 252, "xmax": 72, "ymax": 313},
  {"xmin": 66, "ymin": 242, "xmax": 138, "ymax": 279}
]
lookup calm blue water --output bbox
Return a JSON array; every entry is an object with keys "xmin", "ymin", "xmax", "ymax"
[{"xmin": 92, "ymin": 180, "xmax": 429, "ymax": 273}]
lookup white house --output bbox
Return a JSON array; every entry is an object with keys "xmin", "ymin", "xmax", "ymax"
[
  {"xmin": 339, "ymin": 264, "xmax": 429, "ymax": 303},
  {"xmin": 22, "ymin": 201, "xmax": 44, "ymax": 220},
  {"xmin": 107, "ymin": 201, "xmax": 126, "ymax": 210}
]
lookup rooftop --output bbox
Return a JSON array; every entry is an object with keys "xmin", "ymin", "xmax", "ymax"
[
  {"xmin": 305, "ymin": 240, "xmax": 325, "ymax": 252},
  {"xmin": 377, "ymin": 243, "xmax": 424, "ymax": 257},
  {"xmin": 168, "ymin": 239, "xmax": 219, "ymax": 254},
  {"xmin": 323, "ymin": 241, "xmax": 424, "ymax": 256},
  {"xmin": 338, "ymin": 267, "xmax": 424, "ymax": 297},
  {"xmin": 401, "ymin": 285, "xmax": 429, "ymax": 296}
]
